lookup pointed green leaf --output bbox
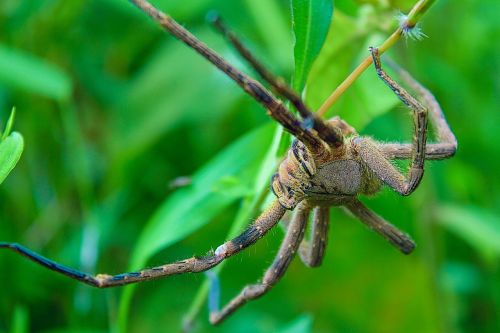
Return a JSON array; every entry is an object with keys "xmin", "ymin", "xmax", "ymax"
[
  {"xmin": 291, "ymin": 0, "xmax": 334, "ymax": 91},
  {"xmin": 2, "ymin": 107, "xmax": 16, "ymax": 141},
  {"xmin": 0, "ymin": 132, "xmax": 24, "ymax": 185},
  {"xmin": 10, "ymin": 305, "xmax": 29, "ymax": 333}
]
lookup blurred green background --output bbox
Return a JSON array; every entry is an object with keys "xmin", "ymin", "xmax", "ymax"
[{"xmin": 0, "ymin": 0, "xmax": 499, "ymax": 332}]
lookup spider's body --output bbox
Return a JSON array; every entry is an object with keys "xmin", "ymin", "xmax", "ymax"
[
  {"xmin": 0, "ymin": 0, "xmax": 457, "ymax": 326},
  {"xmin": 272, "ymin": 134, "xmax": 383, "ymax": 210}
]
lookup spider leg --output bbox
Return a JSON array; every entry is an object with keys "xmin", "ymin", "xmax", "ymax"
[
  {"xmin": 0, "ymin": 201, "xmax": 286, "ymax": 288},
  {"xmin": 208, "ymin": 14, "xmax": 343, "ymax": 147},
  {"xmin": 129, "ymin": 0, "xmax": 325, "ymax": 152},
  {"xmin": 297, "ymin": 206, "xmax": 330, "ymax": 267},
  {"xmin": 344, "ymin": 199, "xmax": 415, "ymax": 254},
  {"xmin": 208, "ymin": 202, "xmax": 308, "ymax": 324},
  {"xmin": 280, "ymin": 205, "xmax": 329, "ymax": 267},
  {"xmin": 379, "ymin": 59, "xmax": 457, "ymax": 160},
  {"xmin": 352, "ymin": 47, "xmax": 428, "ymax": 196}
]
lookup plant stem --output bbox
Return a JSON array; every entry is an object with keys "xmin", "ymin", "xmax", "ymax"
[{"xmin": 317, "ymin": 0, "xmax": 436, "ymax": 117}]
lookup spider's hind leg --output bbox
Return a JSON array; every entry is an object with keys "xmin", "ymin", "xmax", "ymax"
[{"xmin": 344, "ymin": 199, "xmax": 415, "ymax": 254}]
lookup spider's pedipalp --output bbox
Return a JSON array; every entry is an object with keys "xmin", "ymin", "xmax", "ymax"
[{"xmin": 298, "ymin": 206, "xmax": 330, "ymax": 267}]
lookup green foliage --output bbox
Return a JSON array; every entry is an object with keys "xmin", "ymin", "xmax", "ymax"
[
  {"xmin": 435, "ymin": 204, "xmax": 500, "ymax": 261},
  {"xmin": 0, "ymin": 108, "xmax": 23, "ymax": 185},
  {"xmin": 117, "ymin": 124, "xmax": 275, "ymax": 329},
  {"xmin": 0, "ymin": 0, "xmax": 498, "ymax": 332},
  {"xmin": 9, "ymin": 305, "xmax": 29, "ymax": 333},
  {"xmin": 275, "ymin": 315, "xmax": 313, "ymax": 333},
  {"xmin": 0, "ymin": 45, "xmax": 71, "ymax": 101},
  {"xmin": 291, "ymin": 0, "xmax": 333, "ymax": 91}
]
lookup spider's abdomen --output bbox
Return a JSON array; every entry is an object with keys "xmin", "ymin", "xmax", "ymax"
[
  {"xmin": 305, "ymin": 158, "xmax": 382, "ymax": 205},
  {"xmin": 309, "ymin": 159, "xmax": 363, "ymax": 195}
]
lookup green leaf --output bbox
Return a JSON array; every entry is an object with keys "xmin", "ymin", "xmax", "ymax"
[
  {"xmin": 0, "ymin": 132, "xmax": 24, "ymax": 185},
  {"xmin": 0, "ymin": 44, "xmax": 72, "ymax": 101},
  {"xmin": 129, "ymin": 123, "xmax": 274, "ymax": 267},
  {"xmin": 1, "ymin": 107, "xmax": 16, "ymax": 141},
  {"xmin": 108, "ymin": 31, "xmax": 241, "ymax": 167},
  {"xmin": 117, "ymin": 124, "xmax": 274, "ymax": 331},
  {"xmin": 275, "ymin": 315, "xmax": 313, "ymax": 333},
  {"xmin": 435, "ymin": 204, "xmax": 500, "ymax": 260},
  {"xmin": 291, "ymin": 0, "xmax": 334, "ymax": 91},
  {"xmin": 243, "ymin": 0, "xmax": 292, "ymax": 71}
]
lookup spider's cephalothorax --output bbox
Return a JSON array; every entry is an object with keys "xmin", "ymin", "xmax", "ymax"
[{"xmin": 0, "ymin": 0, "xmax": 457, "ymax": 327}]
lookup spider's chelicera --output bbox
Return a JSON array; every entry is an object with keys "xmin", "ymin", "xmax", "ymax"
[{"xmin": 0, "ymin": 0, "xmax": 457, "ymax": 325}]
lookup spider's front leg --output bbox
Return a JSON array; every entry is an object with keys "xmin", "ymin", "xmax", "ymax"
[
  {"xmin": 0, "ymin": 201, "xmax": 286, "ymax": 288},
  {"xmin": 352, "ymin": 47, "xmax": 428, "ymax": 196},
  {"xmin": 208, "ymin": 202, "xmax": 309, "ymax": 324},
  {"xmin": 379, "ymin": 60, "xmax": 457, "ymax": 160}
]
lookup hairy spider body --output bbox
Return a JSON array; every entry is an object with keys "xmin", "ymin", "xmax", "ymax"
[
  {"xmin": 0, "ymin": 0, "xmax": 457, "ymax": 326},
  {"xmin": 272, "ymin": 135, "xmax": 383, "ymax": 210}
]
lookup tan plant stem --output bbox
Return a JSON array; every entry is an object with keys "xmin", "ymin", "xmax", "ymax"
[{"xmin": 317, "ymin": 0, "xmax": 436, "ymax": 117}]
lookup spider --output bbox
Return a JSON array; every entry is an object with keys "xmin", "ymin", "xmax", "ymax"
[{"xmin": 0, "ymin": 0, "xmax": 457, "ymax": 326}]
